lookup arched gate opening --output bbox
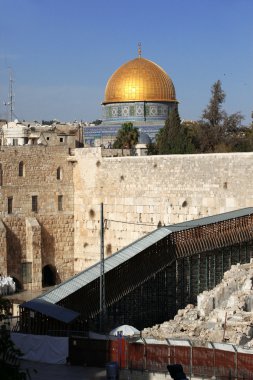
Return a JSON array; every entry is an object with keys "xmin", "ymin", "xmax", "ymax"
[{"xmin": 42, "ymin": 265, "xmax": 57, "ymax": 287}]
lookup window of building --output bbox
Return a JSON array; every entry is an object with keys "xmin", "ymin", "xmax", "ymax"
[
  {"xmin": 8, "ymin": 197, "xmax": 13, "ymax": 214},
  {"xmin": 32, "ymin": 195, "xmax": 38, "ymax": 212},
  {"xmin": 19, "ymin": 161, "xmax": 24, "ymax": 177},
  {"xmin": 56, "ymin": 167, "xmax": 62, "ymax": 180},
  {"xmin": 0, "ymin": 163, "xmax": 2, "ymax": 186},
  {"xmin": 13, "ymin": 139, "xmax": 18, "ymax": 146},
  {"xmin": 59, "ymin": 137, "xmax": 65, "ymax": 143},
  {"xmin": 22, "ymin": 262, "xmax": 32, "ymax": 283},
  {"xmin": 46, "ymin": 137, "xmax": 50, "ymax": 141},
  {"xmin": 58, "ymin": 195, "xmax": 63, "ymax": 211}
]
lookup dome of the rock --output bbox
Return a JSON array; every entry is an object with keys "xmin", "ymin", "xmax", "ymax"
[
  {"xmin": 86, "ymin": 51, "xmax": 179, "ymax": 147},
  {"xmin": 103, "ymin": 57, "xmax": 176, "ymax": 104}
]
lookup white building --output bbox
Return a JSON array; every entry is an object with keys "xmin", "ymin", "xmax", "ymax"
[{"xmin": 1, "ymin": 120, "xmax": 29, "ymax": 146}]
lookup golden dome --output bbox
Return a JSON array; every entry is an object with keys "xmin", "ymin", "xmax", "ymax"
[{"xmin": 103, "ymin": 57, "xmax": 176, "ymax": 104}]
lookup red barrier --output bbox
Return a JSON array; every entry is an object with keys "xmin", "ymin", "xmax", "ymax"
[
  {"xmin": 168, "ymin": 345, "xmax": 191, "ymax": 375},
  {"xmin": 192, "ymin": 346, "xmax": 214, "ymax": 377},
  {"xmin": 146, "ymin": 344, "xmax": 168, "ymax": 372},
  {"xmin": 108, "ymin": 338, "xmax": 253, "ymax": 378},
  {"xmin": 108, "ymin": 337, "xmax": 127, "ymax": 368},
  {"xmin": 108, "ymin": 339, "xmax": 119, "ymax": 362},
  {"xmin": 128, "ymin": 342, "xmax": 145, "ymax": 370},
  {"xmin": 237, "ymin": 352, "xmax": 253, "ymax": 378},
  {"xmin": 117, "ymin": 336, "xmax": 127, "ymax": 368},
  {"xmin": 214, "ymin": 349, "xmax": 236, "ymax": 378}
]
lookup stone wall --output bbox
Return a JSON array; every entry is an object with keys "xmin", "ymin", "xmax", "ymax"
[
  {"xmin": 38, "ymin": 214, "xmax": 74, "ymax": 282},
  {"xmin": 0, "ymin": 146, "xmax": 74, "ymax": 216},
  {"xmin": 0, "ymin": 220, "xmax": 7, "ymax": 275},
  {"xmin": 4, "ymin": 217, "xmax": 26, "ymax": 286},
  {"xmin": 2, "ymin": 145, "xmax": 253, "ymax": 289},
  {"xmin": 0, "ymin": 146, "xmax": 75, "ymax": 289},
  {"xmin": 25, "ymin": 218, "xmax": 41, "ymax": 290},
  {"xmin": 73, "ymin": 148, "xmax": 253, "ymax": 271}
]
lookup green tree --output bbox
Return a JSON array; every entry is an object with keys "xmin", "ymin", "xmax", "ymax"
[
  {"xmin": 156, "ymin": 109, "xmax": 195, "ymax": 154},
  {"xmin": 42, "ymin": 120, "xmax": 54, "ymax": 125},
  {"xmin": 91, "ymin": 119, "xmax": 102, "ymax": 125},
  {"xmin": 146, "ymin": 142, "xmax": 158, "ymax": 155},
  {"xmin": 200, "ymin": 80, "xmax": 227, "ymax": 151},
  {"xmin": 229, "ymin": 125, "xmax": 253, "ymax": 152},
  {"xmin": 202, "ymin": 80, "xmax": 226, "ymax": 128},
  {"xmin": 113, "ymin": 122, "xmax": 139, "ymax": 149},
  {"xmin": 223, "ymin": 112, "xmax": 244, "ymax": 134},
  {"xmin": 199, "ymin": 80, "xmax": 244, "ymax": 152}
]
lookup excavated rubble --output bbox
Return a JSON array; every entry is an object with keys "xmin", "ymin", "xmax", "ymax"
[{"xmin": 142, "ymin": 262, "xmax": 253, "ymax": 347}]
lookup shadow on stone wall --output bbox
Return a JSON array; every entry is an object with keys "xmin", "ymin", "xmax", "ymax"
[
  {"xmin": 5, "ymin": 221, "xmax": 23, "ymax": 287},
  {"xmin": 40, "ymin": 224, "xmax": 55, "ymax": 264}
]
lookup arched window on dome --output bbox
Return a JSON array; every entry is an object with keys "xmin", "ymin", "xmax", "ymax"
[
  {"xmin": 19, "ymin": 161, "xmax": 25, "ymax": 177},
  {"xmin": 56, "ymin": 167, "xmax": 62, "ymax": 180}
]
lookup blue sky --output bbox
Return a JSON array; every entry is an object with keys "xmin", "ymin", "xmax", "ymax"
[{"xmin": 0, "ymin": 0, "xmax": 252, "ymax": 124}]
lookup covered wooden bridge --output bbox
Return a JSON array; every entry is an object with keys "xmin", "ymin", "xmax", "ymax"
[{"xmin": 20, "ymin": 208, "xmax": 253, "ymax": 335}]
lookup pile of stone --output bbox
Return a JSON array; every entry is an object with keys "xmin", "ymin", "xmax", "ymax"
[{"xmin": 142, "ymin": 262, "xmax": 253, "ymax": 347}]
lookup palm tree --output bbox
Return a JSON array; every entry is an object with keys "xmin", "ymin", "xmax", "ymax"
[{"xmin": 113, "ymin": 123, "xmax": 139, "ymax": 149}]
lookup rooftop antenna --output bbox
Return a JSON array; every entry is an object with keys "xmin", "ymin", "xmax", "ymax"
[
  {"xmin": 138, "ymin": 42, "xmax": 142, "ymax": 58},
  {"xmin": 3, "ymin": 68, "xmax": 14, "ymax": 122}
]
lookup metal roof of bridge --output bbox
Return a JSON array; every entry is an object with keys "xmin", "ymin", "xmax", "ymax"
[
  {"xmin": 21, "ymin": 299, "xmax": 80, "ymax": 323},
  {"xmin": 165, "ymin": 207, "xmax": 253, "ymax": 232},
  {"xmin": 28, "ymin": 207, "xmax": 253, "ymax": 309},
  {"xmin": 35, "ymin": 226, "xmax": 171, "ymax": 305}
]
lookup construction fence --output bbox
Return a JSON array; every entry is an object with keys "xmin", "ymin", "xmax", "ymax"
[{"xmin": 69, "ymin": 337, "xmax": 253, "ymax": 379}]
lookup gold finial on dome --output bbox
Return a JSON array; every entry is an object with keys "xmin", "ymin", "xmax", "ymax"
[{"xmin": 138, "ymin": 42, "xmax": 142, "ymax": 58}]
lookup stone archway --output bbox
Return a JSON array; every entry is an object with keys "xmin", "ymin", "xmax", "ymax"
[
  {"xmin": 12, "ymin": 277, "xmax": 22, "ymax": 292},
  {"xmin": 42, "ymin": 265, "xmax": 57, "ymax": 287}
]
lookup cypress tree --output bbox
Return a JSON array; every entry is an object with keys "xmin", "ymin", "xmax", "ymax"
[{"xmin": 157, "ymin": 109, "xmax": 194, "ymax": 154}]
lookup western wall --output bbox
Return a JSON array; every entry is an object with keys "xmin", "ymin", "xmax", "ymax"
[
  {"xmin": 73, "ymin": 148, "xmax": 253, "ymax": 271},
  {"xmin": 1, "ymin": 145, "xmax": 253, "ymax": 290}
]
